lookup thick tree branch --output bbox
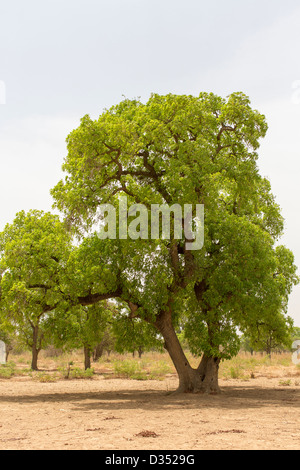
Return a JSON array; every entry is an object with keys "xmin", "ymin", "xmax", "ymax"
[{"xmin": 78, "ymin": 287, "xmax": 123, "ymax": 306}]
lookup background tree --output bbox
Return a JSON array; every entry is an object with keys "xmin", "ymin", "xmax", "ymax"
[
  {"xmin": 291, "ymin": 326, "xmax": 300, "ymax": 343},
  {"xmin": 239, "ymin": 245, "xmax": 298, "ymax": 357},
  {"xmin": 0, "ymin": 328, "xmax": 14, "ymax": 361},
  {"xmin": 51, "ymin": 92, "xmax": 298, "ymax": 393},
  {"xmin": 93, "ymin": 326, "xmax": 116, "ymax": 361},
  {"xmin": 0, "ymin": 210, "xmax": 72, "ymax": 370},
  {"xmin": 243, "ymin": 313, "xmax": 294, "ymax": 358},
  {"xmin": 48, "ymin": 301, "xmax": 113, "ymax": 369},
  {"xmin": 112, "ymin": 307, "xmax": 164, "ymax": 358},
  {"xmin": 239, "ymin": 334, "xmax": 254, "ymax": 355}
]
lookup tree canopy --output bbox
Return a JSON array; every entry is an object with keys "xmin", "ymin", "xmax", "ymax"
[
  {"xmin": 0, "ymin": 210, "xmax": 72, "ymax": 369},
  {"xmin": 49, "ymin": 92, "xmax": 298, "ymax": 393},
  {"xmin": 0, "ymin": 92, "xmax": 297, "ymax": 391}
]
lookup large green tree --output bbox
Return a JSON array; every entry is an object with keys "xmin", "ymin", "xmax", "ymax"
[{"xmin": 51, "ymin": 92, "xmax": 298, "ymax": 393}]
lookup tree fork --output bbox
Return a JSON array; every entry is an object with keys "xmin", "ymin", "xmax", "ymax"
[{"xmin": 154, "ymin": 308, "xmax": 221, "ymax": 394}]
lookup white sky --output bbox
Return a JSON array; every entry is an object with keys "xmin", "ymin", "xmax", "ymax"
[{"xmin": 1, "ymin": 0, "xmax": 300, "ymax": 325}]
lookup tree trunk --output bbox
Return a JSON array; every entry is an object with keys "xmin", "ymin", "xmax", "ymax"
[
  {"xmin": 154, "ymin": 308, "xmax": 221, "ymax": 394},
  {"xmin": 84, "ymin": 346, "xmax": 91, "ymax": 370},
  {"xmin": 138, "ymin": 346, "xmax": 143, "ymax": 358},
  {"xmin": 93, "ymin": 342, "xmax": 105, "ymax": 362},
  {"xmin": 197, "ymin": 353, "xmax": 221, "ymax": 394},
  {"xmin": 266, "ymin": 340, "xmax": 272, "ymax": 359},
  {"xmin": 5, "ymin": 344, "xmax": 12, "ymax": 362},
  {"xmin": 31, "ymin": 325, "xmax": 40, "ymax": 371}
]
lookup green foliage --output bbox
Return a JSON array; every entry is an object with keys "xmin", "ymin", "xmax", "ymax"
[
  {"xmin": 279, "ymin": 379, "xmax": 292, "ymax": 386},
  {"xmin": 112, "ymin": 312, "xmax": 164, "ymax": 355},
  {"xmin": 57, "ymin": 363, "xmax": 95, "ymax": 379},
  {"xmin": 113, "ymin": 359, "xmax": 147, "ymax": 380},
  {"xmin": 49, "ymin": 91, "xmax": 298, "ymax": 378},
  {"xmin": 112, "ymin": 356, "xmax": 173, "ymax": 380},
  {"xmin": 0, "ymin": 362, "xmax": 16, "ymax": 379},
  {"xmin": 291, "ymin": 326, "xmax": 300, "ymax": 342},
  {"xmin": 34, "ymin": 372, "xmax": 58, "ymax": 383},
  {"xmin": 51, "ymin": 92, "xmax": 270, "ymax": 229},
  {"xmin": 243, "ymin": 312, "xmax": 294, "ymax": 356},
  {"xmin": 69, "ymin": 367, "xmax": 95, "ymax": 379},
  {"xmin": 47, "ymin": 302, "xmax": 113, "ymax": 352},
  {"xmin": 0, "ymin": 210, "xmax": 72, "ymax": 366},
  {"xmin": 184, "ymin": 312, "xmax": 241, "ymax": 360},
  {"xmin": 0, "ymin": 92, "xmax": 287, "ymax": 390}
]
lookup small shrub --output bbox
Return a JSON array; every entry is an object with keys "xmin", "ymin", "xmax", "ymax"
[
  {"xmin": 112, "ymin": 358, "xmax": 175, "ymax": 381},
  {"xmin": 279, "ymin": 379, "xmax": 292, "ymax": 386},
  {"xmin": 0, "ymin": 362, "xmax": 16, "ymax": 379},
  {"xmin": 150, "ymin": 360, "xmax": 173, "ymax": 377},
  {"xmin": 230, "ymin": 366, "xmax": 244, "ymax": 379},
  {"xmin": 131, "ymin": 371, "xmax": 148, "ymax": 380},
  {"xmin": 221, "ymin": 363, "xmax": 247, "ymax": 380},
  {"xmin": 113, "ymin": 360, "xmax": 147, "ymax": 380},
  {"xmin": 15, "ymin": 356, "xmax": 28, "ymax": 364},
  {"xmin": 58, "ymin": 361, "xmax": 74, "ymax": 379},
  {"xmin": 70, "ymin": 367, "xmax": 95, "ymax": 379},
  {"xmin": 57, "ymin": 362, "xmax": 94, "ymax": 379},
  {"xmin": 35, "ymin": 372, "xmax": 57, "ymax": 383}
]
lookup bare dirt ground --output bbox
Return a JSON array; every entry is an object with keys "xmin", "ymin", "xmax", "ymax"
[{"xmin": 0, "ymin": 369, "xmax": 299, "ymax": 450}]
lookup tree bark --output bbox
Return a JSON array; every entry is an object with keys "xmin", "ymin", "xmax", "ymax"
[
  {"xmin": 5, "ymin": 344, "xmax": 12, "ymax": 362},
  {"xmin": 84, "ymin": 346, "xmax": 91, "ymax": 370},
  {"xmin": 154, "ymin": 308, "xmax": 221, "ymax": 394},
  {"xmin": 197, "ymin": 353, "xmax": 221, "ymax": 394},
  {"xmin": 76, "ymin": 288, "xmax": 222, "ymax": 393},
  {"xmin": 138, "ymin": 346, "xmax": 143, "ymax": 358},
  {"xmin": 93, "ymin": 331, "xmax": 111, "ymax": 361},
  {"xmin": 31, "ymin": 325, "xmax": 41, "ymax": 371},
  {"xmin": 93, "ymin": 342, "xmax": 105, "ymax": 362}
]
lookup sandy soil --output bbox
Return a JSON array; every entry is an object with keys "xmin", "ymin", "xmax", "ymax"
[{"xmin": 0, "ymin": 372, "xmax": 299, "ymax": 450}]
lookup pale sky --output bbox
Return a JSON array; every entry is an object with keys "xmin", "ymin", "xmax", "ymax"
[{"xmin": 1, "ymin": 0, "xmax": 300, "ymax": 325}]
